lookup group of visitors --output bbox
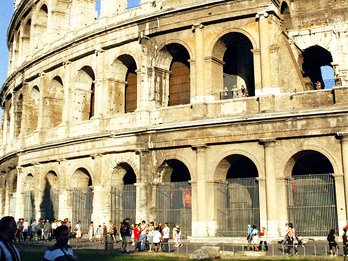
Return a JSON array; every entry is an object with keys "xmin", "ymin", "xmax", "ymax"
[
  {"xmin": 82, "ymin": 218, "xmax": 182, "ymax": 254},
  {"xmin": 14, "ymin": 218, "xmax": 72, "ymax": 242},
  {"xmin": 0, "ymin": 215, "xmax": 78, "ymax": 260},
  {"xmin": 246, "ymin": 224, "xmax": 268, "ymax": 251}
]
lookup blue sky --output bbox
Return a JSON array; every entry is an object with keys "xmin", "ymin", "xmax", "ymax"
[{"xmin": 0, "ymin": 1, "xmax": 13, "ymax": 86}]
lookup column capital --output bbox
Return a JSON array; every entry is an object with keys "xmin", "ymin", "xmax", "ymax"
[
  {"xmin": 255, "ymin": 11, "xmax": 269, "ymax": 20},
  {"xmin": 337, "ymin": 132, "xmax": 348, "ymax": 142},
  {"xmin": 259, "ymin": 138, "xmax": 276, "ymax": 147},
  {"xmin": 191, "ymin": 23, "xmax": 204, "ymax": 32}
]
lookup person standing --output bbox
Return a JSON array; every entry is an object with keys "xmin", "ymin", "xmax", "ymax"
[
  {"xmin": 0, "ymin": 216, "xmax": 21, "ymax": 261},
  {"xmin": 342, "ymin": 227, "xmax": 348, "ymax": 257},
  {"xmin": 120, "ymin": 219, "xmax": 131, "ymax": 253},
  {"xmin": 162, "ymin": 222, "xmax": 170, "ymax": 252},
  {"xmin": 327, "ymin": 228, "xmax": 338, "ymax": 256},
  {"xmin": 42, "ymin": 225, "xmax": 77, "ymax": 261},
  {"xmin": 75, "ymin": 221, "xmax": 82, "ymax": 243},
  {"xmin": 246, "ymin": 224, "xmax": 253, "ymax": 250},
  {"xmin": 88, "ymin": 222, "xmax": 94, "ymax": 242},
  {"xmin": 286, "ymin": 223, "xmax": 298, "ymax": 255},
  {"xmin": 22, "ymin": 220, "xmax": 29, "ymax": 242}
]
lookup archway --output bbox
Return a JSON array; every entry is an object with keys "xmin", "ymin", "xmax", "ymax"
[
  {"xmin": 72, "ymin": 66, "xmax": 95, "ymax": 122},
  {"xmin": 302, "ymin": 45, "xmax": 333, "ymax": 89},
  {"xmin": 287, "ymin": 150, "xmax": 337, "ymax": 236},
  {"xmin": 110, "ymin": 163, "xmax": 136, "ymax": 226},
  {"xmin": 215, "ymin": 154, "xmax": 259, "ymax": 236},
  {"xmin": 71, "ymin": 168, "xmax": 93, "ymax": 233},
  {"xmin": 166, "ymin": 44, "xmax": 191, "ymax": 106},
  {"xmin": 215, "ymin": 32, "xmax": 255, "ymax": 99},
  {"xmin": 157, "ymin": 159, "xmax": 192, "ymax": 237}
]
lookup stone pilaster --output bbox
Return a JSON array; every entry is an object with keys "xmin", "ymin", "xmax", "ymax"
[
  {"xmin": 192, "ymin": 24, "xmax": 205, "ymax": 101},
  {"xmin": 192, "ymin": 145, "xmax": 208, "ymax": 236},
  {"xmin": 93, "ymin": 49, "xmax": 105, "ymax": 118},
  {"xmin": 15, "ymin": 167, "xmax": 25, "ymax": 219},
  {"xmin": 260, "ymin": 139, "xmax": 279, "ymax": 236},
  {"xmin": 62, "ymin": 61, "xmax": 72, "ymax": 135},
  {"xmin": 332, "ymin": 173, "xmax": 347, "ymax": 230},
  {"xmin": 337, "ymin": 132, "xmax": 348, "ymax": 222},
  {"xmin": 256, "ymin": 12, "xmax": 272, "ymax": 94}
]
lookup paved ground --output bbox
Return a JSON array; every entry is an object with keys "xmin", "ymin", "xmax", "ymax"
[{"xmin": 14, "ymin": 237, "xmax": 343, "ymax": 257}]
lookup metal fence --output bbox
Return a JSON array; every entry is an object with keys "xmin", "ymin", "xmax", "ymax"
[
  {"xmin": 156, "ymin": 182, "xmax": 192, "ymax": 238},
  {"xmin": 216, "ymin": 178, "xmax": 260, "ymax": 236},
  {"xmin": 287, "ymin": 174, "xmax": 338, "ymax": 236},
  {"xmin": 72, "ymin": 187, "xmax": 93, "ymax": 234},
  {"xmin": 110, "ymin": 184, "xmax": 136, "ymax": 226}
]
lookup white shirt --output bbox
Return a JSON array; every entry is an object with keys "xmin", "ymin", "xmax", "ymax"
[{"xmin": 162, "ymin": 226, "xmax": 170, "ymax": 239}]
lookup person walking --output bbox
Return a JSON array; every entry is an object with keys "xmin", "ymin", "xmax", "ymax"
[
  {"xmin": 88, "ymin": 222, "xmax": 94, "ymax": 242},
  {"xmin": 42, "ymin": 225, "xmax": 77, "ymax": 261},
  {"xmin": 75, "ymin": 221, "xmax": 82, "ymax": 243},
  {"xmin": 0, "ymin": 216, "xmax": 21, "ymax": 261}
]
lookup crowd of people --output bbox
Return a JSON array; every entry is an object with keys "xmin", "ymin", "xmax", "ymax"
[
  {"xmin": 14, "ymin": 218, "xmax": 72, "ymax": 242},
  {"xmin": 85, "ymin": 218, "xmax": 183, "ymax": 254}
]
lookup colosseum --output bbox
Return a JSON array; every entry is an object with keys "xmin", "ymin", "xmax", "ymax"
[{"xmin": 0, "ymin": 0, "xmax": 348, "ymax": 240}]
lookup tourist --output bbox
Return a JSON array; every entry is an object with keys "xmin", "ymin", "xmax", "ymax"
[
  {"xmin": 152, "ymin": 226, "xmax": 162, "ymax": 252},
  {"xmin": 120, "ymin": 218, "xmax": 131, "ymax": 253},
  {"xmin": 139, "ymin": 220, "xmax": 148, "ymax": 251},
  {"xmin": 343, "ymin": 227, "xmax": 348, "ymax": 257},
  {"xmin": 327, "ymin": 228, "xmax": 338, "ymax": 256},
  {"xmin": 88, "ymin": 222, "xmax": 94, "ymax": 242},
  {"xmin": 286, "ymin": 223, "xmax": 298, "ymax": 255},
  {"xmin": 251, "ymin": 225, "xmax": 259, "ymax": 251},
  {"xmin": 133, "ymin": 223, "xmax": 140, "ymax": 251},
  {"xmin": 75, "ymin": 221, "xmax": 81, "ymax": 243},
  {"xmin": 0, "ymin": 216, "xmax": 21, "ymax": 261},
  {"xmin": 173, "ymin": 225, "xmax": 182, "ymax": 247},
  {"xmin": 258, "ymin": 226, "xmax": 268, "ymax": 251},
  {"xmin": 42, "ymin": 225, "xmax": 77, "ymax": 261},
  {"xmin": 162, "ymin": 222, "xmax": 170, "ymax": 252},
  {"xmin": 246, "ymin": 224, "xmax": 253, "ymax": 250}
]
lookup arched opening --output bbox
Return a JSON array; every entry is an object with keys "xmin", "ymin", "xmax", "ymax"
[
  {"xmin": 215, "ymin": 154, "xmax": 259, "ymax": 236},
  {"xmin": 167, "ymin": 44, "xmax": 191, "ymax": 106},
  {"xmin": 14, "ymin": 94, "xmax": 23, "ymax": 137},
  {"xmin": 45, "ymin": 76, "xmax": 64, "ymax": 128},
  {"xmin": 72, "ymin": 66, "xmax": 95, "ymax": 122},
  {"xmin": 302, "ymin": 45, "xmax": 334, "ymax": 90},
  {"xmin": 157, "ymin": 159, "xmax": 192, "ymax": 237},
  {"xmin": 219, "ymin": 32, "xmax": 255, "ymax": 99},
  {"xmin": 33, "ymin": 4, "xmax": 48, "ymax": 50},
  {"xmin": 28, "ymin": 86, "xmax": 40, "ymax": 134},
  {"xmin": 287, "ymin": 150, "xmax": 337, "ymax": 236},
  {"xmin": 280, "ymin": 1, "xmax": 292, "ymax": 31},
  {"xmin": 22, "ymin": 19, "xmax": 31, "ymax": 60},
  {"xmin": 24, "ymin": 174, "xmax": 35, "ymax": 221},
  {"xmin": 110, "ymin": 163, "xmax": 136, "ymax": 226},
  {"xmin": 72, "ymin": 168, "xmax": 93, "ymax": 233},
  {"xmin": 40, "ymin": 171, "xmax": 59, "ymax": 221},
  {"xmin": 124, "ymin": 58, "xmax": 137, "ymax": 113}
]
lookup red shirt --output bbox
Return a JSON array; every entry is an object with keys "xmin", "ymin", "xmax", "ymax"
[{"xmin": 133, "ymin": 227, "xmax": 140, "ymax": 240}]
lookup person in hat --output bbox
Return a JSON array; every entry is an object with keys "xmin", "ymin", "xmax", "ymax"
[{"xmin": 173, "ymin": 225, "xmax": 182, "ymax": 247}]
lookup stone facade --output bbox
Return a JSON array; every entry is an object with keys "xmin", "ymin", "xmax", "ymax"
[{"xmin": 1, "ymin": 0, "xmax": 348, "ymax": 240}]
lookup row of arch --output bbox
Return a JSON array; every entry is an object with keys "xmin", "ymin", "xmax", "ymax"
[
  {"xmin": 5, "ymin": 33, "xmax": 257, "ymax": 139},
  {"xmin": 17, "ymin": 149, "xmax": 337, "ymax": 236}
]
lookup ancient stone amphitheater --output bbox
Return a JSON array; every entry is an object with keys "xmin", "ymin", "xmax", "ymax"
[{"xmin": 0, "ymin": 0, "xmax": 348, "ymax": 240}]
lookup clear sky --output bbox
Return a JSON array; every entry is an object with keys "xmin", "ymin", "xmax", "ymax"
[{"xmin": 0, "ymin": 1, "xmax": 14, "ymax": 86}]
